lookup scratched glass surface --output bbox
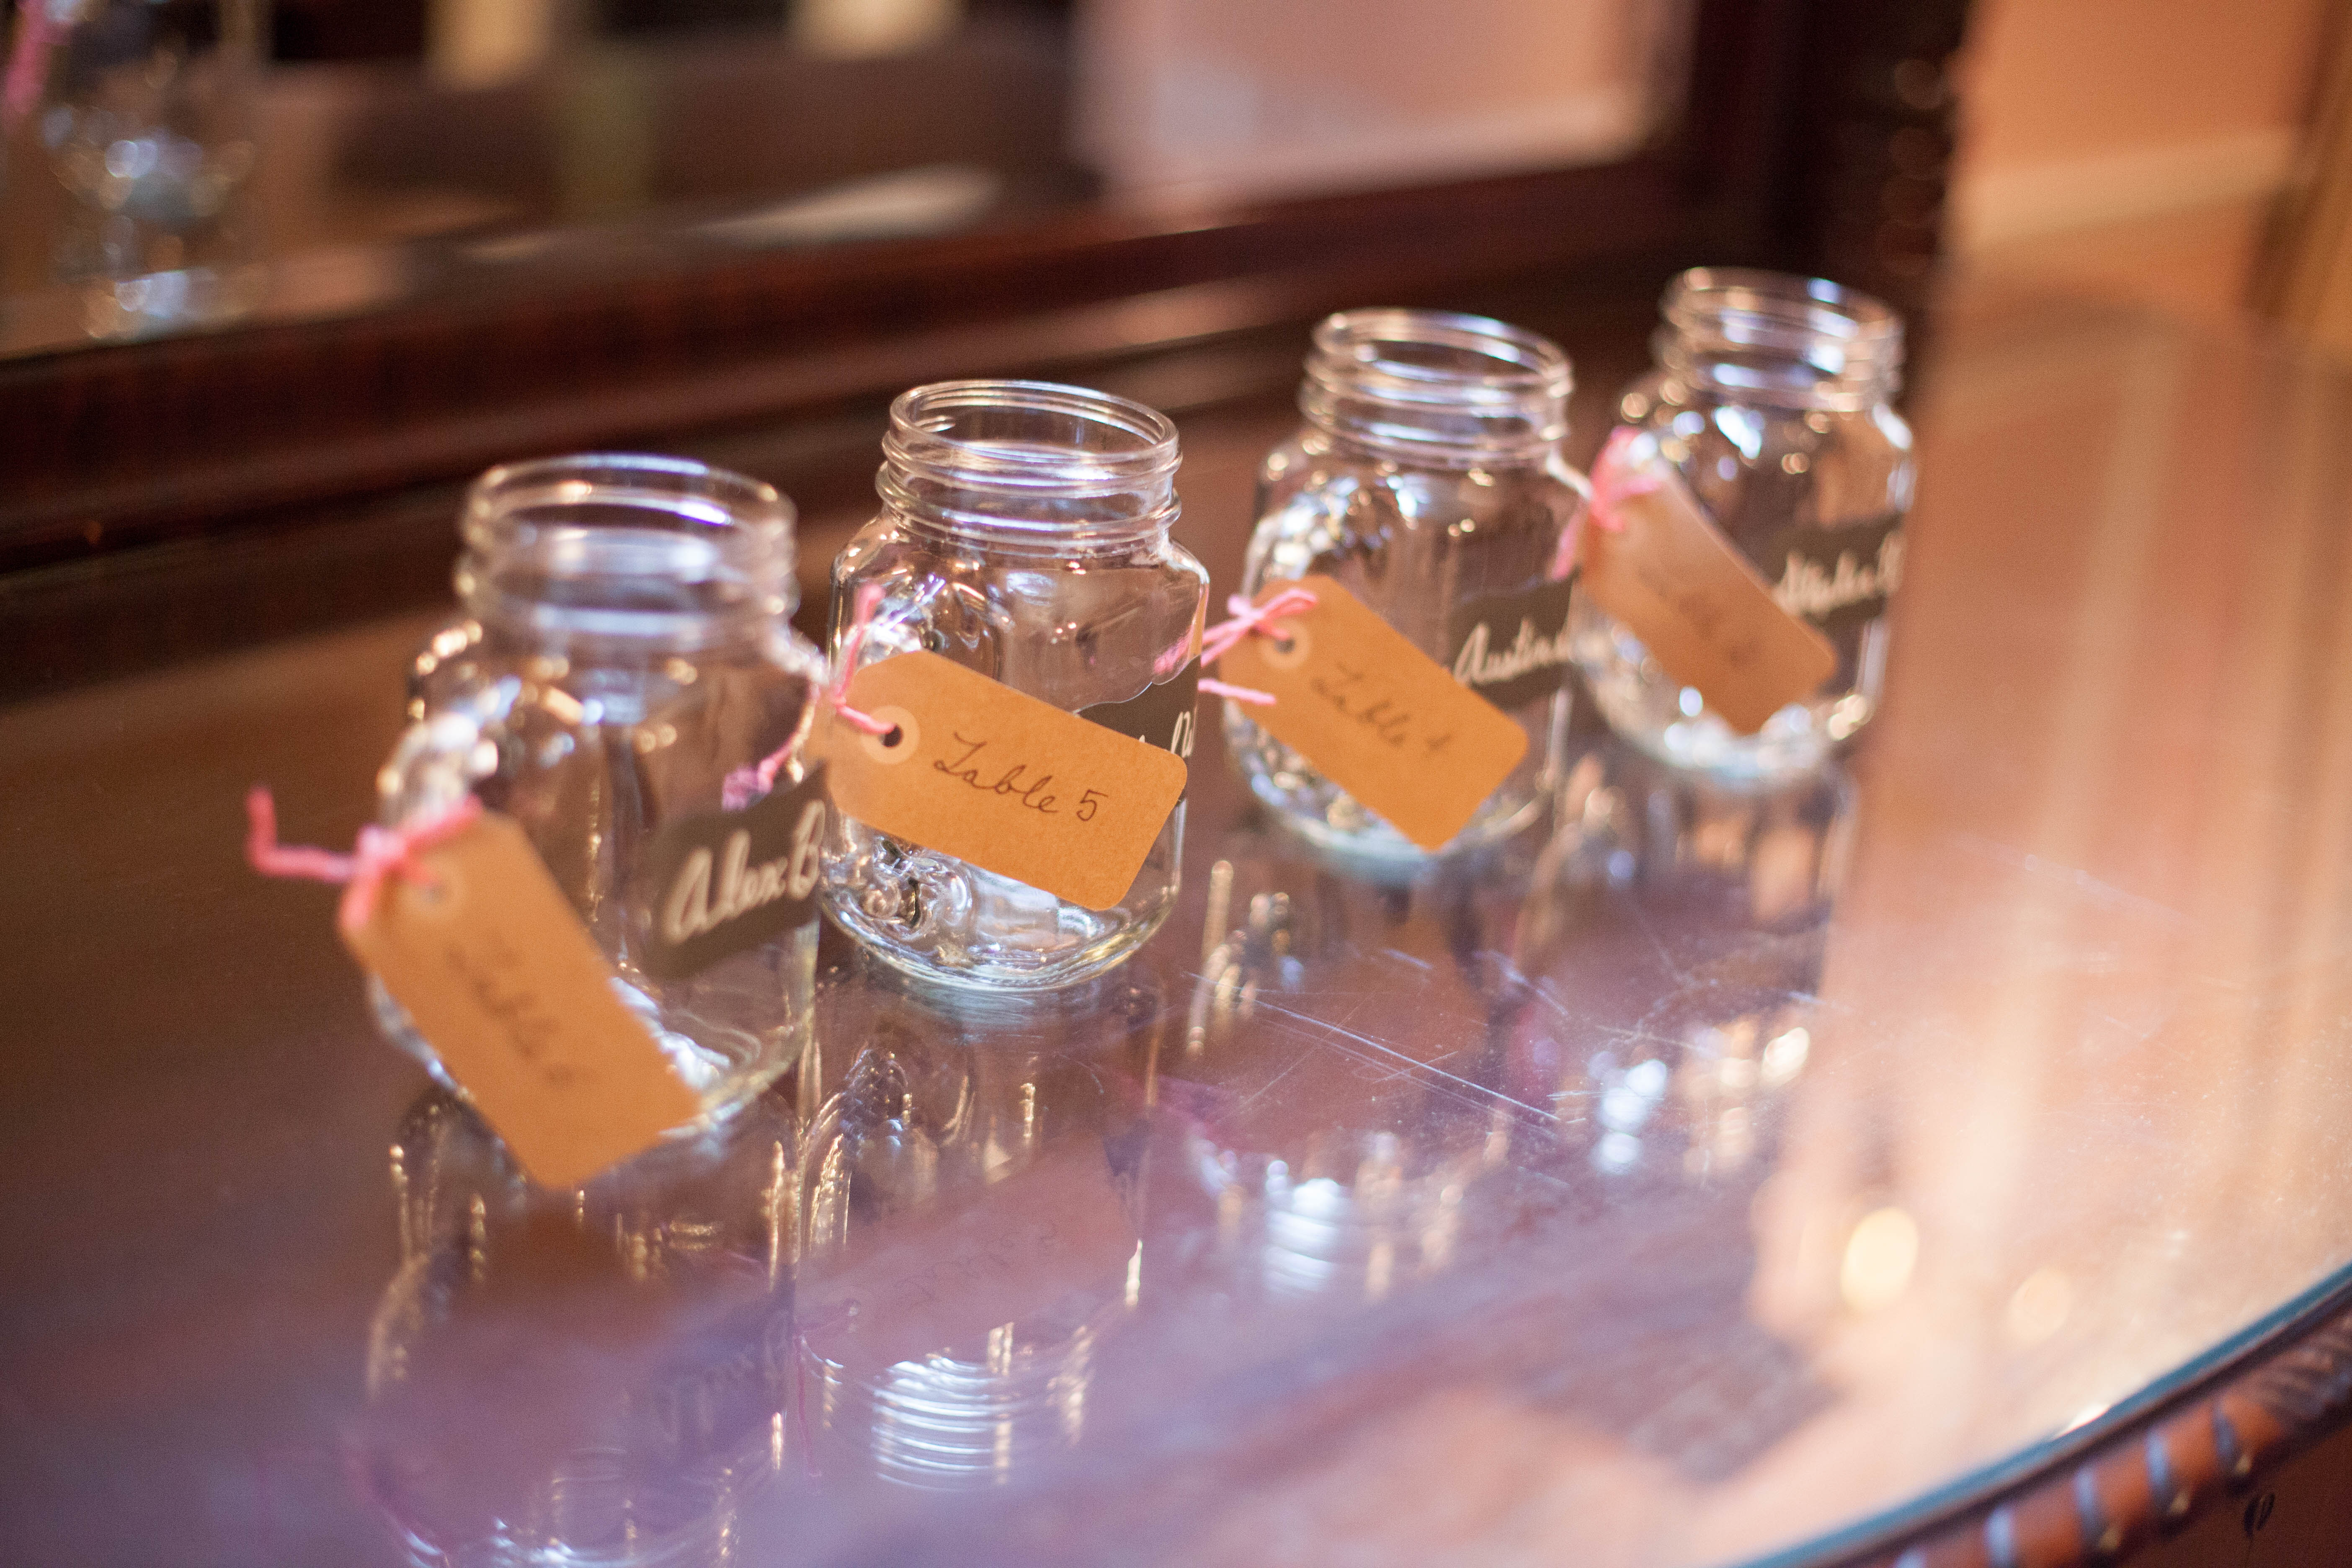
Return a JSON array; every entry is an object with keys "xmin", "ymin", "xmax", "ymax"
[{"xmin": 6, "ymin": 290, "xmax": 2352, "ymax": 1568}]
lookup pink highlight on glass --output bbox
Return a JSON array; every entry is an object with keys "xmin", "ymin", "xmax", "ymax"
[{"xmin": 2, "ymin": 4, "xmax": 57, "ymax": 129}]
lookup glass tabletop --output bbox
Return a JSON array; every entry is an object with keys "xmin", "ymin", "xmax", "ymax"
[{"xmin": 5, "ymin": 284, "xmax": 2352, "ymax": 1568}]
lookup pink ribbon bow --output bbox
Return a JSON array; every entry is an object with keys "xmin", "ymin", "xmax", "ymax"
[
  {"xmin": 1587, "ymin": 426, "xmax": 1667, "ymax": 535},
  {"xmin": 1554, "ymin": 427, "xmax": 1668, "ymax": 578},
  {"xmin": 1196, "ymin": 584, "xmax": 1319, "ymax": 706},
  {"xmin": 245, "ymin": 787, "xmax": 485, "ymax": 937}
]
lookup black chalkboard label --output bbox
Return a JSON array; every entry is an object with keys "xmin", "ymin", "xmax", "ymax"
[
  {"xmin": 1078, "ymin": 659, "xmax": 1202, "ymax": 778},
  {"xmin": 637, "ymin": 767, "xmax": 828, "ymax": 981},
  {"xmin": 1764, "ymin": 516, "xmax": 1906, "ymax": 637},
  {"xmin": 1443, "ymin": 578, "xmax": 1578, "ymax": 712}
]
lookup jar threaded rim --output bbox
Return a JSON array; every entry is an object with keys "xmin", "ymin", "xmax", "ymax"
[
  {"xmin": 879, "ymin": 379, "xmax": 1181, "ymax": 547},
  {"xmin": 458, "ymin": 452, "xmax": 795, "ymax": 648},
  {"xmin": 1656, "ymin": 268, "xmax": 1905, "ymax": 408},
  {"xmin": 1300, "ymin": 308, "xmax": 1572, "ymax": 465}
]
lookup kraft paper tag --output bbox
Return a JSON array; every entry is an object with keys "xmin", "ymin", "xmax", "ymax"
[
  {"xmin": 797, "ymin": 1145, "xmax": 1136, "ymax": 1372},
  {"xmin": 636, "ymin": 767, "xmax": 827, "ymax": 981},
  {"xmin": 1578, "ymin": 459, "xmax": 1838, "ymax": 734},
  {"xmin": 341, "ymin": 812, "xmax": 703, "ymax": 1189},
  {"xmin": 1217, "ymin": 574, "xmax": 1527, "ymax": 851},
  {"xmin": 1444, "ymin": 578, "xmax": 1578, "ymax": 712},
  {"xmin": 820, "ymin": 652, "xmax": 1190, "ymax": 911}
]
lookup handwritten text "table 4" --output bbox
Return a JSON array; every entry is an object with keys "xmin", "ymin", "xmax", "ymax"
[{"xmin": 1305, "ymin": 661, "xmax": 1457, "ymax": 759}]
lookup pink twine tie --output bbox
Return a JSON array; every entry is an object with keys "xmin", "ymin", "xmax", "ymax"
[
  {"xmin": 1152, "ymin": 624, "xmax": 1195, "ymax": 679},
  {"xmin": 1198, "ymin": 678, "xmax": 1274, "ymax": 707},
  {"xmin": 724, "ymin": 584, "xmax": 896, "ymax": 810},
  {"xmin": 824, "ymin": 583, "xmax": 897, "ymax": 738},
  {"xmin": 1197, "ymin": 584, "xmax": 1318, "ymax": 707},
  {"xmin": 245, "ymin": 787, "xmax": 485, "ymax": 937},
  {"xmin": 1587, "ymin": 427, "xmax": 1666, "ymax": 535},
  {"xmin": 1555, "ymin": 427, "xmax": 1667, "ymax": 578}
]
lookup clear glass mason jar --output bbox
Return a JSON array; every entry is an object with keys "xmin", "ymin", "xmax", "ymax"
[
  {"xmin": 379, "ymin": 454, "xmax": 829, "ymax": 1125},
  {"xmin": 823, "ymin": 380, "xmax": 1209, "ymax": 989},
  {"xmin": 1227, "ymin": 308, "xmax": 1587, "ymax": 863},
  {"xmin": 1569, "ymin": 268, "xmax": 1915, "ymax": 781},
  {"xmin": 28, "ymin": 0, "xmax": 266, "ymax": 335}
]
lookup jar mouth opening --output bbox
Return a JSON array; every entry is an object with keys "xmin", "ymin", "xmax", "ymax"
[
  {"xmin": 464, "ymin": 453, "xmax": 791, "ymax": 546},
  {"xmin": 1308, "ymin": 308, "xmax": 1573, "ymax": 409},
  {"xmin": 885, "ymin": 380, "xmax": 1181, "ymax": 498},
  {"xmin": 459, "ymin": 453, "xmax": 795, "ymax": 644},
  {"xmin": 1661, "ymin": 268, "xmax": 1904, "ymax": 380},
  {"xmin": 1300, "ymin": 309, "xmax": 1571, "ymax": 462},
  {"xmin": 880, "ymin": 380, "xmax": 1181, "ymax": 544}
]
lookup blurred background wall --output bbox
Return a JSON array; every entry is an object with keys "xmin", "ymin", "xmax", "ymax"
[{"xmin": 1949, "ymin": 0, "xmax": 2346, "ymax": 344}]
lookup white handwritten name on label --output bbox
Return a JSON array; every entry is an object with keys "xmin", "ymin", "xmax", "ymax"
[
  {"xmin": 1216, "ymin": 575, "xmax": 1527, "ymax": 851},
  {"xmin": 1577, "ymin": 458, "xmax": 1837, "ymax": 735},
  {"xmin": 1768, "ymin": 518, "xmax": 1905, "ymax": 633},
  {"xmin": 1444, "ymin": 577, "xmax": 1579, "ymax": 712},
  {"xmin": 819, "ymin": 651, "xmax": 1189, "ymax": 911},
  {"xmin": 340, "ymin": 812, "xmax": 703, "ymax": 1189},
  {"xmin": 637, "ymin": 767, "xmax": 827, "ymax": 981}
]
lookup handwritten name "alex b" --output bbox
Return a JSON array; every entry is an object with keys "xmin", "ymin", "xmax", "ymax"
[
  {"xmin": 935, "ymin": 733, "xmax": 1108, "ymax": 822},
  {"xmin": 660, "ymin": 799, "xmax": 825, "ymax": 946}
]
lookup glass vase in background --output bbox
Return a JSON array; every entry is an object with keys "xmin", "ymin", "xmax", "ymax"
[
  {"xmin": 380, "ymin": 454, "xmax": 830, "ymax": 1130},
  {"xmin": 1569, "ymin": 268, "xmax": 1915, "ymax": 782},
  {"xmin": 1225, "ymin": 308, "xmax": 1588, "ymax": 866},
  {"xmin": 9, "ymin": 0, "xmax": 264, "ymax": 335}
]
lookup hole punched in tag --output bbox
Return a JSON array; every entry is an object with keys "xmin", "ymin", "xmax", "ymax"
[
  {"xmin": 1263, "ymin": 622, "xmax": 1313, "ymax": 671},
  {"xmin": 860, "ymin": 706, "xmax": 920, "ymax": 764},
  {"xmin": 410, "ymin": 870, "xmax": 456, "ymax": 913}
]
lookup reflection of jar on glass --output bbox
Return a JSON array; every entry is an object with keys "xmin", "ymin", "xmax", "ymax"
[
  {"xmin": 1512, "ymin": 749, "xmax": 1847, "ymax": 1184},
  {"xmin": 824, "ymin": 380, "xmax": 1208, "ymax": 989},
  {"xmin": 1227, "ymin": 309, "xmax": 1587, "ymax": 863},
  {"xmin": 1570, "ymin": 268, "xmax": 1915, "ymax": 781},
  {"xmin": 794, "ymin": 978, "xmax": 1155, "ymax": 1488},
  {"xmin": 381, "ymin": 455, "xmax": 828, "ymax": 1125},
  {"xmin": 1178, "ymin": 851, "xmax": 1513, "ymax": 1303},
  {"xmin": 360, "ymin": 1090, "xmax": 796, "ymax": 1568}
]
